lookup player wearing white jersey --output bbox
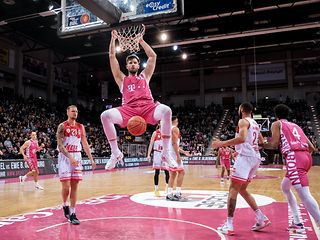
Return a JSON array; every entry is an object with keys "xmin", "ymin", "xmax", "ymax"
[
  {"xmin": 147, "ymin": 126, "xmax": 170, "ymax": 197},
  {"xmin": 166, "ymin": 116, "xmax": 191, "ymax": 201},
  {"xmin": 212, "ymin": 103, "xmax": 270, "ymax": 236},
  {"xmin": 56, "ymin": 105, "xmax": 96, "ymax": 225}
]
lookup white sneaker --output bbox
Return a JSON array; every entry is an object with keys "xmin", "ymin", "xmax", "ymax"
[
  {"xmin": 252, "ymin": 216, "xmax": 271, "ymax": 231},
  {"xmin": 19, "ymin": 176, "xmax": 26, "ymax": 183},
  {"xmin": 161, "ymin": 152, "xmax": 178, "ymax": 170},
  {"xmin": 35, "ymin": 184, "xmax": 44, "ymax": 190},
  {"xmin": 217, "ymin": 222, "xmax": 235, "ymax": 236},
  {"xmin": 105, "ymin": 152, "xmax": 124, "ymax": 170}
]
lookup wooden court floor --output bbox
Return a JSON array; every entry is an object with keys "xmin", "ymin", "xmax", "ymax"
[{"xmin": 1, "ymin": 165, "xmax": 320, "ymax": 218}]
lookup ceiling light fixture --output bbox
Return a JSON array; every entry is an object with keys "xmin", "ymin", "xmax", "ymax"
[{"xmin": 160, "ymin": 33, "xmax": 168, "ymax": 41}]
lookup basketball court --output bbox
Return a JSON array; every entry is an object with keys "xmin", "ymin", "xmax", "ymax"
[
  {"xmin": 0, "ymin": 0, "xmax": 320, "ymax": 239},
  {"xmin": 1, "ymin": 165, "xmax": 320, "ymax": 239}
]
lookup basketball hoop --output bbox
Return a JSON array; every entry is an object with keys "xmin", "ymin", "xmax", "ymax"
[{"xmin": 115, "ymin": 24, "xmax": 145, "ymax": 53}]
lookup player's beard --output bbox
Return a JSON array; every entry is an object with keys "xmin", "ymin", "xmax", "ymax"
[{"xmin": 129, "ymin": 68, "xmax": 138, "ymax": 75}]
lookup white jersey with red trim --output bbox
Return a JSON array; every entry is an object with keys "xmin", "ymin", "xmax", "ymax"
[
  {"xmin": 235, "ymin": 117, "xmax": 260, "ymax": 158},
  {"xmin": 62, "ymin": 121, "xmax": 82, "ymax": 153},
  {"xmin": 153, "ymin": 129, "xmax": 163, "ymax": 152}
]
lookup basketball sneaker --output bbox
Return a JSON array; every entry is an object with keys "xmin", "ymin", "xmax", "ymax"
[
  {"xmin": 69, "ymin": 213, "xmax": 80, "ymax": 225},
  {"xmin": 217, "ymin": 222, "xmax": 235, "ymax": 236},
  {"xmin": 154, "ymin": 190, "xmax": 161, "ymax": 197},
  {"xmin": 166, "ymin": 193, "xmax": 180, "ymax": 201},
  {"xmin": 161, "ymin": 152, "xmax": 178, "ymax": 170},
  {"xmin": 287, "ymin": 221, "xmax": 305, "ymax": 233},
  {"xmin": 19, "ymin": 176, "xmax": 26, "ymax": 183},
  {"xmin": 35, "ymin": 184, "xmax": 44, "ymax": 190},
  {"xmin": 63, "ymin": 206, "xmax": 70, "ymax": 219},
  {"xmin": 174, "ymin": 193, "xmax": 188, "ymax": 202},
  {"xmin": 251, "ymin": 216, "xmax": 271, "ymax": 231},
  {"xmin": 105, "ymin": 151, "xmax": 124, "ymax": 170}
]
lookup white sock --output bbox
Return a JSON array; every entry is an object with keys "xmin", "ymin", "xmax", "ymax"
[
  {"xmin": 176, "ymin": 187, "xmax": 181, "ymax": 194},
  {"xmin": 63, "ymin": 202, "xmax": 68, "ymax": 207},
  {"xmin": 100, "ymin": 109, "xmax": 123, "ymax": 153},
  {"xmin": 154, "ymin": 185, "xmax": 159, "ymax": 191},
  {"xmin": 70, "ymin": 207, "xmax": 75, "ymax": 214},
  {"xmin": 295, "ymin": 186, "xmax": 320, "ymax": 224},
  {"xmin": 153, "ymin": 104, "xmax": 172, "ymax": 151},
  {"xmin": 255, "ymin": 209, "xmax": 265, "ymax": 221},
  {"xmin": 281, "ymin": 178, "xmax": 301, "ymax": 224},
  {"xmin": 167, "ymin": 187, "xmax": 173, "ymax": 195},
  {"xmin": 227, "ymin": 217, "xmax": 233, "ymax": 226}
]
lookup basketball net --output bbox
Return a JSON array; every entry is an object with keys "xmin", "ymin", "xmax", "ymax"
[{"xmin": 115, "ymin": 24, "xmax": 145, "ymax": 53}]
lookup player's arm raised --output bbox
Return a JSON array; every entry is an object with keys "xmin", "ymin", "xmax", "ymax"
[
  {"xmin": 109, "ymin": 30, "xmax": 125, "ymax": 88},
  {"xmin": 80, "ymin": 125, "xmax": 96, "ymax": 170},
  {"xmin": 140, "ymin": 27, "xmax": 157, "ymax": 83},
  {"xmin": 56, "ymin": 123, "xmax": 78, "ymax": 166},
  {"xmin": 147, "ymin": 131, "xmax": 156, "ymax": 162},
  {"xmin": 264, "ymin": 121, "xmax": 280, "ymax": 150}
]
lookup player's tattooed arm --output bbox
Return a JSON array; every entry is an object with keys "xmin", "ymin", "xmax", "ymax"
[
  {"xmin": 228, "ymin": 198, "xmax": 237, "ymax": 217},
  {"xmin": 56, "ymin": 123, "xmax": 72, "ymax": 159}
]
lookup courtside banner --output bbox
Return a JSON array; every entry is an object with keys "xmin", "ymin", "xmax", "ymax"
[{"xmin": 0, "ymin": 156, "xmax": 216, "ymax": 178}]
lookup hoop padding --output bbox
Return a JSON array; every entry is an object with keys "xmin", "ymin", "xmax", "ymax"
[{"xmin": 116, "ymin": 25, "xmax": 145, "ymax": 53}]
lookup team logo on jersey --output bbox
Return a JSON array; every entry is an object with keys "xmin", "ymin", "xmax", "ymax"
[
  {"xmin": 130, "ymin": 190, "xmax": 275, "ymax": 209},
  {"xmin": 128, "ymin": 84, "xmax": 136, "ymax": 92}
]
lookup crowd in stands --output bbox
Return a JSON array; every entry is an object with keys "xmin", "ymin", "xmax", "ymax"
[
  {"xmin": 171, "ymin": 104, "xmax": 223, "ymax": 155},
  {"xmin": 0, "ymin": 96, "xmax": 318, "ymax": 160}
]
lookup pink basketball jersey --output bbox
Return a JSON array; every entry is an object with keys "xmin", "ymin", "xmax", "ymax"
[
  {"xmin": 220, "ymin": 147, "xmax": 231, "ymax": 161},
  {"xmin": 26, "ymin": 140, "xmax": 38, "ymax": 159},
  {"xmin": 121, "ymin": 73, "xmax": 154, "ymax": 106},
  {"xmin": 153, "ymin": 129, "xmax": 163, "ymax": 152},
  {"xmin": 279, "ymin": 120, "xmax": 309, "ymax": 155},
  {"xmin": 63, "ymin": 121, "xmax": 82, "ymax": 152}
]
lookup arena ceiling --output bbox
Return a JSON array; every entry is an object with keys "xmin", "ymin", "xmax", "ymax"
[{"xmin": 0, "ymin": 0, "xmax": 320, "ymax": 68}]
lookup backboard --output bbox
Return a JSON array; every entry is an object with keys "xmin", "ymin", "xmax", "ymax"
[
  {"xmin": 59, "ymin": 0, "xmax": 184, "ymax": 36},
  {"xmin": 254, "ymin": 118, "xmax": 270, "ymax": 132}
]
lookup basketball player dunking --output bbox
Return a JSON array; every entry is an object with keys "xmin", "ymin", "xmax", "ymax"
[
  {"xmin": 264, "ymin": 104, "xmax": 320, "ymax": 232},
  {"xmin": 101, "ymin": 26, "xmax": 175, "ymax": 170},
  {"xmin": 147, "ymin": 125, "xmax": 170, "ymax": 197},
  {"xmin": 56, "ymin": 105, "xmax": 96, "ymax": 225},
  {"xmin": 19, "ymin": 131, "xmax": 45, "ymax": 190},
  {"xmin": 212, "ymin": 103, "xmax": 270, "ymax": 236}
]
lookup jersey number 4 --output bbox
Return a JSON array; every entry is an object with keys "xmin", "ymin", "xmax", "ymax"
[{"xmin": 292, "ymin": 127, "xmax": 301, "ymax": 140}]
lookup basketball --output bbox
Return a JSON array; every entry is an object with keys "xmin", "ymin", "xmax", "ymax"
[{"xmin": 127, "ymin": 116, "xmax": 147, "ymax": 136}]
